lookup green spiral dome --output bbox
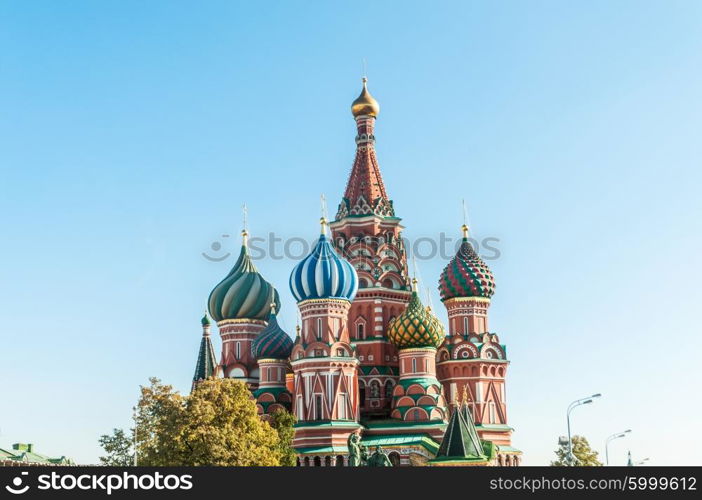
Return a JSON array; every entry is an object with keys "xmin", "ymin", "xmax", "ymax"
[{"xmin": 208, "ymin": 238, "xmax": 280, "ymax": 322}]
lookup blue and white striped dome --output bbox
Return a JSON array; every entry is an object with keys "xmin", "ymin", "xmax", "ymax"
[{"xmin": 289, "ymin": 232, "xmax": 358, "ymax": 303}]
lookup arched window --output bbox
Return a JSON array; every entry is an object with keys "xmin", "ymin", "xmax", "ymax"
[
  {"xmin": 235, "ymin": 341, "xmax": 241, "ymax": 360},
  {"xmin": 317, "ymin": 318, "xmax": 323, "ymax": 340},
  {"xmin": 384, "ymin": 380, "xmax": 394, "ymax": 399},
  {"xmin": 336, "ymin": 455, "xmax": 345, "ymax": 467},
  {"xmin": 388, "ymin": 452, "xmax": 401, "ymax": 466},
  {"xmin": 370, "ymin": 381, "xmax": 380, "ymax": 398},
  {"xmin": 357, "ymin": 323, "xmax": 365, "ymax": 340},
  {"xmin": 313, "ymin": 456, "xmax": 321, "ymax": 467}
]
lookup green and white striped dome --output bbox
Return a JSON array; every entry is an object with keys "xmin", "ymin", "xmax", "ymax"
[{"xmin": 208, "ymin": 232, "xmax": 280, "ymax": 322}]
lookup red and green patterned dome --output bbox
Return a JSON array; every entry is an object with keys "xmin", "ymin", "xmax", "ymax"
[
  {"xmin": 439, "ymin": 226, "xmax": 495, "ymax": 301},
  {"xmin": 387, "ymin": 285, "xmax": 446, "ymax": 349}
]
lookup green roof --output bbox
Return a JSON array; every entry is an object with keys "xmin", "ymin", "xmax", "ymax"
[
  {"xmin": 0, "ymin": 444, "xmax": 74, "ymax": 465},
  {"xmin": 363, "ymin": 419, "xmax": 446, "ymax": 430},
  {"xmin": 191, "ymin": 332, "xmax": 217, "ymax": 391},
  {"xmin": 294, "ymin": 421, "xmax": 361, "ymax": 429},
  {"xmin": 496, "ymin": 446, "xmax": 522, "ymax": 453},
  {"xmin": 475, "ymin": 423, "xmax": 514, "ymax": 431},
  {"xmin": 295, "ymin": 445, "xmax": 349, "ymax": 454},
  {"xmin": 435, "ymin": 402, "xmax": 484, "ymax": 460},
  {"xmin": 361, "ymin": 434, "xmax": 440, "ymax": 454},
  {"xmin": 359, "ymin": 365, "xmax": 399, "ymax": 376}
]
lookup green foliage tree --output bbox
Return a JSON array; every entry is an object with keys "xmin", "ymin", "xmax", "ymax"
[
  {"xmin": 269, "ymin": 409, "xmax": 297, "ymax": 466},
  {"xmin": 98, "ymin": 428, "xmax": 134, "ymax": 466},
  {"xmin": 134, "ymin": 377, "xmax": 282, "ymax": 466},
  {"xmin": 551, "ymin": 435, "xmax": 603, "ymax": 466}
]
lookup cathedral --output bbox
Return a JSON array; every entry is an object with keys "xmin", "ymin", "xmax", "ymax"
[{"xmin": 192, "ymin": 78, "xmax": 521, "ymax": 466}]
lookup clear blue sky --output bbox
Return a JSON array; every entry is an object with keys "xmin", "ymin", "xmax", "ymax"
[{"xmin": 1, "ymin": 1, "xmax": 700, "ymax": 466}]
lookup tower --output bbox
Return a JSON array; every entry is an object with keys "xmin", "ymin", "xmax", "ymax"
[
  {"xmin": 385, "ymin": 279, "xmax": 448, "ymax": 442},
  {"xmin": 208, "ymin": 229, "xmax": 280, "ymax": 387},
  {"xmin": 330, "ymin": 78, "xmax": 411, "ymax": 417},
  {"xmin": 436, "ymin": 224, "xmax": 518, "ymax": 463},
  {"xmin": 191, "ymin": 313, "xmax": 218, "ymax": 392},
  {"xmin": 252, "ymin": 303, "xmax": 294, "ymax": 419},
  {"xmin": 289, "ymin": 218, "xmax": 361, "ymax": 465}
]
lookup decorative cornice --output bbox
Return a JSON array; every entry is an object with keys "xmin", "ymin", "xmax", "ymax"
[
  {"xmin": 217, "ymin": 318, "xmax": 267, "ymax": 326},
  {"xmin": 443, "ymin": 297, "xmax": 492, "ymax": 306},
  {"xmin": 297, "ymin": 298, "xmax": 352, "ymax": 307},
  {"xmin": 399, "ymin": 347, "xmax": 438, "ymax": 354}
]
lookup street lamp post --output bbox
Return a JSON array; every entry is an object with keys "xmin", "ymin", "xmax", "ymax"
[
  {"xmin": 605, "ymin": 429, "xmax": 631, "ymax": 465},
  {"xmin": 566, "ymin": 393, "xmax": 601, "ymax": 465}
]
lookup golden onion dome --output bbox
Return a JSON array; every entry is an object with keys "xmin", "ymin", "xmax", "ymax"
[{"xmin": 351, "ymin": 77, "xmax": 380, "ymax": 118}]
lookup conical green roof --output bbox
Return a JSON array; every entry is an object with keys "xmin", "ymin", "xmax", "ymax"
[
  {"xmin": 436, "ymin": 402, "xmax": 485, "ymax": 459},
  {"xmin": 191, "ymin": 328, "xmax": 218, "ymax": 392}
]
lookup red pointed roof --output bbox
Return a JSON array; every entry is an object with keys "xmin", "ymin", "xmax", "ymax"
[{"xmin": 336, "ymin": 80, "xmax": 395, "ymax": 219}]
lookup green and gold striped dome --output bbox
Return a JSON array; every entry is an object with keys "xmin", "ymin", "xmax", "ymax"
[{"xmin": 387, "ymin": 285, "xmax": 446, "ymax": 349}]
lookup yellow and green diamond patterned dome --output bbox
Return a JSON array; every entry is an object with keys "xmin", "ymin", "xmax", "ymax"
[{"xmin": 387, "ymin": 288, "xmax": 446, "ymax": 349}]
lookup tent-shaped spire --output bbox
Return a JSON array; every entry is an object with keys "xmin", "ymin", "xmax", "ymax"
[
  {"xmin": 191, "ymin": 314, "xmax": 218, "ymax": 392},
  {"xmin": 436, "ymin": 400, "xmax": 485, "ymax": 459}
]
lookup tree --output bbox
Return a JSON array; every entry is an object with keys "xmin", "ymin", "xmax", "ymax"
[
  {"xmin": 98, "ymin": 428, "xmax": 133, "ymax": 466},
  {"xmin": 268, "ymin": 409, "xmax": 297, "ymax": 466},
  {"xmin": 134, "ymin": 377, "xmax": 282, "ymax": 466},
  {"xmin": 551, "ymin": 435, "xmax": 603, "ymax": 466}
]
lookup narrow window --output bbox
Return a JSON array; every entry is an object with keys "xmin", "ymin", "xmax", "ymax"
[
  {"xmin": 317, "ymin": 318, "xmax": 323, "ymax": 340},
  {"xmin": 314, "ymin": 394, "xmax": 323, "ymax": 420},
  {"xmin": 463, "ymin": 317, "xmax": 469, "ymax": 335},
  {"xmin": 296, "ymin": 395, "xmax": 304, "ymax": 420},
  {"xmin": 236, "ymin": 342, "xmax": 241, "ymax": 360},
  {"xmin": 357, "ymin": 323, "xmax": 364, "ymax": 340},
  {"xmin": 338, "ymin": 394, "xmax": 347, "ymax": 420},
  {"xmin": 412, "ymin": 358, "xmax": 417, "ymax": 373}
]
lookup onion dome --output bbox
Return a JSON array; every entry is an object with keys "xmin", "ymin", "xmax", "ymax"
[
  {"xmin": 251, "ymin": 304, "xmax": 294, "ymax": 360},
  {"xmin": 351, "ymin": 77, "xmax": 380, "ymax": 118},
  {"xmin": 387, "ymin": 280, "xmax": 446, "ymax": 349},
  {"xmin": 289, "ymin": 218, "xmax": 358, "ymax": 303},
  {"xmin": 201, "ymin": 313, "xmax": 211, "ymax": 327},
  {"xmin": 439, "ymin": 225, "xmax": 495, "ymax": 301},
  {"xmin": 208, "ymin": 230, "xmax": 281, "ymax": 322}
]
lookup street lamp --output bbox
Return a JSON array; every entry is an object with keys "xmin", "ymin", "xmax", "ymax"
[
  {"xmin": 566, "ymin": 393, "xmax": 601, "ymax": 465},
  {"xmin": 605, "ymin": 429, "xmax": 631, "ymax": 465}
]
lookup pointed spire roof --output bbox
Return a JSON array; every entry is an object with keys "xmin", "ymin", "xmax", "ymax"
[
  {"xmin": 191, "ymin": 319, "xmax": 218, "ymax": 392},
  {"xmin": 436, "ymin": 401, "xmax": 485, "ymax": 459},
  {"xmin": 336, "ymin": 78, "xmax": 395, "ymax": 220}
]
